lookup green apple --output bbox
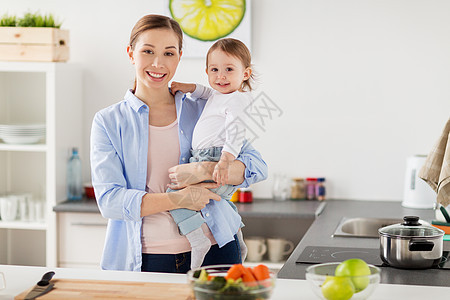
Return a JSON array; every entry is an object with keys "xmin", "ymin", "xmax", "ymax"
[
  {"xmin": 335, "ymin": 259, "xmax": 371, "ymax": 292},
  {"xmin": 321, "ymin": 276, "xmax": 355, "ymax": 300}
]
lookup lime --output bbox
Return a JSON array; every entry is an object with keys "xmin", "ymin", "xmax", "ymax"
[
  {"xmin": 321, "ymin": 276, "xmax": 355, "ymax": 300},
  {"xmin": 335, "ymin": 259, "xmax": 371, "ymax": 293},
  {"xmin": 169, "ymin": 0, "xmax": 246, "ymax": 41}
]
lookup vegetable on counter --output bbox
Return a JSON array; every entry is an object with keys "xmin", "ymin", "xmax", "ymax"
[{"xmin": 192, "ymin": 264, "xmax": 273, "ymax": 299}]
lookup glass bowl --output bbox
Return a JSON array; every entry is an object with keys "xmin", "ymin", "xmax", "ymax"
[
  {"xmin": 187, "ymin": 264, "xmax": 276, "ymax": 300},
  {"xmin": 305, "ymin": 262, "xmax": 380, "ymax": 300}
]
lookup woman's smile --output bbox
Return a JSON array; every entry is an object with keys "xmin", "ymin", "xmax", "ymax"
[{"xmin": 146, "ymin": 71, "xmax": 167, "ymax": 81}]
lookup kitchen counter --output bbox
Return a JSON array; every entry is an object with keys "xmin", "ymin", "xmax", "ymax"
[
  {"xmin": 53, "ymin": 198, "xmax": 326, "ymax": 217},
  {"xmin": 1, "ymin": 264, "xmax": 450, "ymax": 299},
  {"xmin": 53, "ymin": 198, "xmax": 100, "ymax": 213},
  {"xmin": 278, "ymin": 200, "xmax": 450, "ymax": 287}
]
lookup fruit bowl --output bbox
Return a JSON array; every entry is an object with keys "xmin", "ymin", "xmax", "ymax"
[
  {"xmin": 187, "ymin": 264, "xmax": 276, "ymax": 300},
  {"xmin": 305, "ymin": 262, "xmax": 380, "ymax": 300}
]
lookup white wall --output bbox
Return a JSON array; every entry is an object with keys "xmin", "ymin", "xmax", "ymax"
[{"xmin": 3, "ymin": 0, "xmax": 450, "ymax": 201}]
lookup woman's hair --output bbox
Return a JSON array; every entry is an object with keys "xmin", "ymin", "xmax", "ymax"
[
  {"xmin": 129, "ymin": 14, "xmax": 183, "ymax": 91},
  {"xmin": 129, "ymin": 14, "xmax": 183, "ymax": 51},
  {"xmin": 206, "ymin": 38, "xmax": 254, "ymax": 91}
]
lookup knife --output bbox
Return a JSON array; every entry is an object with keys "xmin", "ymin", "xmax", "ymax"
[{"xmin": 24, "ymin": 271, "xmax": 55, "ymax": 300}]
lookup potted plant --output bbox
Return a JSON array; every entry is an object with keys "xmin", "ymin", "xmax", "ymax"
[{"xmin": 0, "ymin": 12, "xmax": 69, "ymax": 62}]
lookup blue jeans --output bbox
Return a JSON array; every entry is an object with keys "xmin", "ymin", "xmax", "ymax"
[
  {"xmin": 168, "ymin": 146, "xmax": 238, "ymax": 235},
  {"xmin": 141, "ymin": 234, "xmax": 241, "ymax": 273}
]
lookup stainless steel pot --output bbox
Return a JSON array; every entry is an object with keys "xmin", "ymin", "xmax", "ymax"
[{"xmin": 378, "ymin": 216, "xmax": 444, "ymax": 269}]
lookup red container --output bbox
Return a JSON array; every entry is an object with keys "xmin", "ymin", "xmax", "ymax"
[
  {"xmin": 84, "ymin": 183, "xmax": 95, "ymax": 199},
  {"xmin": 239, "ymin": 189, "xmax": 253, "ymax": 203}
]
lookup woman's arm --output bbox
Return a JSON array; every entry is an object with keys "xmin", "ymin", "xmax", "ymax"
[
  {"xmin": 168, "ymin": 140, "xmax": 267, "ymax": 189},
  {"xmin": 140, "ymin": 182, "xmax": 221, "ymax": 217}
]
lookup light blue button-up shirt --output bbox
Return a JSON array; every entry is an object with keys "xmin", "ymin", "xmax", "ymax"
[{"xmin": 90, "ymin": 89, "xmax": 268, "ymax": 271}]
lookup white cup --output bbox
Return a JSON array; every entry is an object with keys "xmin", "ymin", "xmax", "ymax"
[
  {"xmin": 17, "ymin": 193, "xmax": 32, "ymax": 221},
  {"xmin": 34, "ymin": 201, "xmax": 44, "ymax": 222},
  {"xmin": 0, "ymin": 272, "xmax": 5, "ymax": 290},
  {"xmin": 0, "ymin": 195, "xmax": 19, "ymax": 221},
  {"xmin": 267, "ymin": 238, "xmax": 295, "ymax": 262},
  {"xmin": 245, "ymin": 237, "xmax": 267, "ymax": 262}
]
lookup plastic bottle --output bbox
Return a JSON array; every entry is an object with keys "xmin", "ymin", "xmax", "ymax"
[
  {"xmin": 316, "ymin": 178, "xmax": 326, "ymax": 201},
  {"xmin": 306, "ymin": 178, "xmax": 317, "ymax": 200},
  {"xmin": 67, "ymin": 147, "xmax": 82, "ymax": 200}
]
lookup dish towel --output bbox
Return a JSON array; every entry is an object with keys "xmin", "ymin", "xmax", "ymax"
[{"xmin": 419, "ymin": 118, "xmax": 450, "ymax": 207}]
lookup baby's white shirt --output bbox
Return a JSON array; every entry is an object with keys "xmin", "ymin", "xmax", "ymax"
[{"xmin": 191, "ymin": 84, "xmax": 251, "ymax": 157}]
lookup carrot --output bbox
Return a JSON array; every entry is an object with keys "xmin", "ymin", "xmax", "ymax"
[
  {"xmin": 225, "ymin": 264, "xmax": 245, "ymax": 280},
  {"xmin": 207, "ymin": 275, "xmax": 216, "ymax": 281},
  {"xmin": 252, "ymin": 264, "xmax": 270, "ymax": 281},
  {"xmin": 242, "ymin": 267, "xmax": 258, "ymax": 286}
]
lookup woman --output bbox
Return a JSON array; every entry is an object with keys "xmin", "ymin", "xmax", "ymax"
[{"xmin": 90, "ymin": 14, "xmax": 267, "ymax": 273}]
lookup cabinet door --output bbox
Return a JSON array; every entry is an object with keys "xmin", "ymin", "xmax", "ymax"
[{"xmin": 58, "ymin": 212, "xmax": 107, "ymax": 268}]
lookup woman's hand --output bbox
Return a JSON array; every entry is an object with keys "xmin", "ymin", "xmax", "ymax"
[
  {"xmin": 170, "ymin": 81, "xmax": 196, "ymax": 95},
  {"xmin": 168, "ymin": 182, "xmax": 221, "ymax": 210}
]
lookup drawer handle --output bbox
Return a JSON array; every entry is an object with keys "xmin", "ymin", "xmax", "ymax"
[{"xmin": 71, "ymin": 222, "xmax": 106, "ymax": 227}]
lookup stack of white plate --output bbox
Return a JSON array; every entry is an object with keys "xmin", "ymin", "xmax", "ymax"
[{"xmin": 0, "ymin": 124, "xmax": 46, "ymax": 144}]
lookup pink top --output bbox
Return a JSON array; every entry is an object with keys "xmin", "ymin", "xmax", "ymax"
[{"xmin": 141, "ymin": 120, "xmax": 216, "ymax": 254}]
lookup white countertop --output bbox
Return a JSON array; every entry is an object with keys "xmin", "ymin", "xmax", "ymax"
[{"xmin": 1, "ymin": 264, "xmax": 450, "ymax": 299}]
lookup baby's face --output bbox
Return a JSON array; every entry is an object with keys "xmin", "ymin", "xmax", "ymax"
[{"xmin": 206, "ymin": 49, "xmax": 250, "ymax": 94}]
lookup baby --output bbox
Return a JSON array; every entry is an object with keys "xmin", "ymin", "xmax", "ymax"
[{"xmin": 168, "ymin": 38, "xmax": 254, "ymax": 269}]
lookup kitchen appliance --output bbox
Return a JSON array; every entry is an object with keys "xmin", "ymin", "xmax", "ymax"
[
  {"xmin": 402, "ymin": 155, "xmax": 436, "ymax": 209},
  {"xmin": 378, "ymin": 216, "xmax": 445, "ymax": 269},
  {"xmin": 296, "ymin": 245, "xmax": 450, "ymax": 269}
]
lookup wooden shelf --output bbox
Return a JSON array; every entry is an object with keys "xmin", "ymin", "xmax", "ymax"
[
  {"xmin": 0, "ymin": 220, "xmax": 47, "ymax": 230},
  {"xmin": 0, "ymin": 143, "xmax": 47, "ymax": 152}
]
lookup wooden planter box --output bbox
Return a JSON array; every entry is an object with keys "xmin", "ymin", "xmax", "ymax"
[{"xmin": 0, "ymin": 27, "xmax": 69, "ymax": 62}]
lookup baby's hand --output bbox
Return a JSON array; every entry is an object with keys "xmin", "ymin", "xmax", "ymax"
[
  {"xmin": 170, "ymin": 82, "xmax": 196, "ymax": 95},
  {"xmin": 213, "ymin": 152, "xmax": 235, "ymax": 186},
  {"xmin": 213, "ymin": 159, "xmax": 230, "ymax": 186}
]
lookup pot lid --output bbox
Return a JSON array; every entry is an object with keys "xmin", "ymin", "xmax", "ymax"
[{"xmin": 378, "ymin": 216, "xmax": 444, "ymax": 238}]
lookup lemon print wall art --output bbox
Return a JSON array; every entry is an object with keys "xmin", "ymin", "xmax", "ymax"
[{"xmin": 167, "ymin": 0, "xmax": 251, "ymax": 57}]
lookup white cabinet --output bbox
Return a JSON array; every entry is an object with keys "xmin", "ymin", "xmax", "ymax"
[
  {"xmin": 0, "ymin": 62, "xmax": 82, "ymax": 267},
  {"xmin": 57, "ymin": 212, "xmax": 107, "ymax": 269}
]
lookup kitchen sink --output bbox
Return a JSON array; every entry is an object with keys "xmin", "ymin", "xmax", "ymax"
[{"xmin": 333, "ymin": 217, "xmax": 402, "ymax": 238}]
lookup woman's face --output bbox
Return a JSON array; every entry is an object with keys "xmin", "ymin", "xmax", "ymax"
[{"xmin": 128, "ymin": 29, "xmax": 181, "ymax": 91}]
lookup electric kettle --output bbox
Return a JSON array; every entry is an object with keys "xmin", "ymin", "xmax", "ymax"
[{"xmin": 402, "ymin": 155, "xmax": 436, "ymax": 208}]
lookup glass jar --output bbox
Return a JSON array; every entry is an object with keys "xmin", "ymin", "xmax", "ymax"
[
  {"xmin": 291, "ymin": 178, "xmax": 306, "ymax": 200},
  {"xmin": 306, "ymin": 178, "xmax": 317, "ymax": 200},
  {"xmin": 239, "ymin": 187, "xmax": 253, "ymax": 203},
  {"xmin": 316, "ymin": 178, "xmax": 326, "ymax": 201},
  {"xmin": 230, "ymin": 189, "xmax": 240, "ymax": 203}
]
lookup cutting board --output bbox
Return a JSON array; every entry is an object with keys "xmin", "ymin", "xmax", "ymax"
[{"xmin": 15, "ymin": 279, "xmax": 192, "ymax": 300}]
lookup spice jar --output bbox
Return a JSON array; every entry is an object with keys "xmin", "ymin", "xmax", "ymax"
[
  {"xmin": 291, "ymin": 178, "xmax": 306, "ymax": 200},
  {"xmin": 239, "ymin": 187, "xmax": 253, "ymax": 203},
  {"xmin": 316, "ymin": 178, "xmax": 326, "ymax": 201},
  {"xmin": 306, "ymin": 178, "xmax": 317, "ymax": 200},
  {"xmin": 230, "ymin": 189, "xmax": 240, "ymax": 203}
]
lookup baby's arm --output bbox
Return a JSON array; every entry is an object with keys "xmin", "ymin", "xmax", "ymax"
[
  {"xmin": 170, "ymin": 82, "xmax": 196, "ymax": 94},
  {"xmin": 213, "ymin": 151, "xmax": 236, "ymax": 186}
]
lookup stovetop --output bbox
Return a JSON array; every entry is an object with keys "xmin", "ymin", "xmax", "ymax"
[{"xmin": 296, "ymin": 246, "xmax": 450, "ymax": 269}]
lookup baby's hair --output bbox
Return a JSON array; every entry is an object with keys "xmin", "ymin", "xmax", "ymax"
[{"xmin": 206, "ymin": 38, "xmax": 254, "ymax": 91}]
